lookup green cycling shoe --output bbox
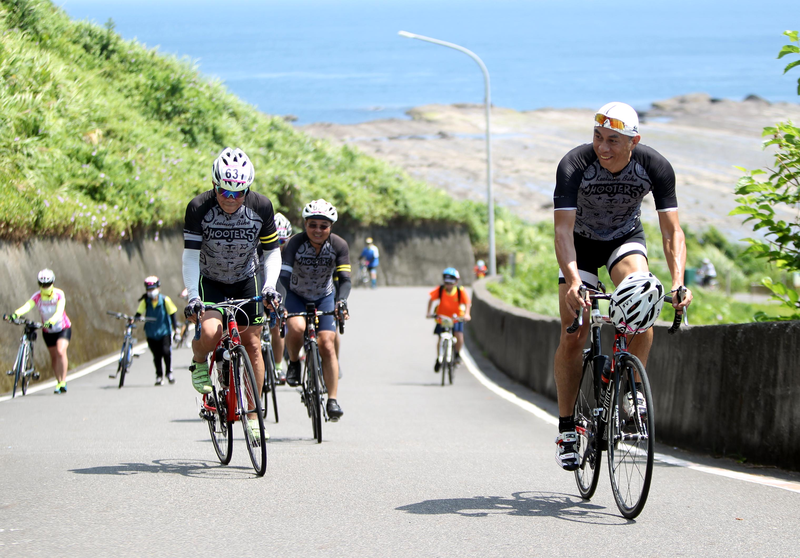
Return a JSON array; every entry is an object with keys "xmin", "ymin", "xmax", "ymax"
[
  {"xmin": 189, "ymin": 361, "xmax": 212, "ymax": 394},
  {"xmin": 247, "ymin": 418, "xmax": 269, "ymax": 442}
]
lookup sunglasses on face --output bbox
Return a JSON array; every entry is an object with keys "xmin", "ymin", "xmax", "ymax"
[
  {"xmin": 307, "ymin": 223, "xmax": 330, "ymax": 231},
  {"xmin": 39, "ymin": 282, "xmax": 53, "ymax": 288},
  {"xmin": 215, "ymin": 186, "xmax": 248, "ymax": 200}
]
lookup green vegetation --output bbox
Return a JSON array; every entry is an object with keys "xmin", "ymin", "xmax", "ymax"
[
  {"xmin": 731, "ymin": 30, "xmax": 800, "ymax": 321},
  {"xmin": 486, "ymin": 207, "xmax": 791, "ymax": 326},
  {"xmin": 0, "ymin": 0, "xmax": 478, "ymax": 241}
]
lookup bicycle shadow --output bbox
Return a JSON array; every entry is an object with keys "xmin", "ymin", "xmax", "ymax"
[
  {"xmin": 69, "ymin": 458, "xmax": 256, "ymax": 479},
  {"xmin": 396, "ymin": 491, "xmax": 626, "ymax": 525}
]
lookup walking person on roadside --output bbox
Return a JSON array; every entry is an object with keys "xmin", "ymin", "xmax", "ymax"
[
  {"xmin": 552, "ymin": 102, "xmax": 693, "ymax": 470},
  {"xmin": 134, "ymin": 276, "xmax": 179, "ymax": 386},
  {"xmin": 359, "ymin": 237, "xmax": 380, "ymax": 289},
  {"xmin": 8, "ymin": 269, "xmax": 72, "ymax": 394}
]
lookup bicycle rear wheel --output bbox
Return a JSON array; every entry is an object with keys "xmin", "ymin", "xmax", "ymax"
[
  {"xmin": 208, "ymin": 360, "xmax": 233, "ymax": 465},
  {"xmin": 118, "ymin": 339, "xmax": 131, "ymax": 389},
  {"xmin": 261, "ymin": 341, "xmax": 279, "ymax": 423},
  {"xmin": 607, "ymin": 354, "xmax": 654, "ymax": 519},
  {"xmin": 234, "ymin": 345, "xmax": 267, "ymax": 476},
  {"xmin": 306, "ymin": 342, "xmax": 323, "ymax": 444},
  {"xmin": 574, "ymin": 355, "xmax": 602, "ymax": 499}
]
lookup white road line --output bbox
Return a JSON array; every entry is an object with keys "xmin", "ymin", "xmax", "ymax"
[
  {"xmin": 0, "ymin": 343, "xmax": 148, "ymax": 402},
  {"xmin": 460, "ymin": 346, "xmax": 800, "ymax": 494}
]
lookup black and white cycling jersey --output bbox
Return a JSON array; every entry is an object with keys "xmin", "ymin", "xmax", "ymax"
[
  {"xmin": 280, "ymin": 232, "xmax": 351, "ymax": 301},
  {"xmin": 553, "ymin": 143, "xmax": 678, "ymax": 241},
  {"xmin": 183, "ymin": 190, "xmax": 279, "ymax": 283}
]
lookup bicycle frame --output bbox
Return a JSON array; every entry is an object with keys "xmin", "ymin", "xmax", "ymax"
[{"xmin": 203, "ymin": 306, "xmax": 246, "ymax": 424}]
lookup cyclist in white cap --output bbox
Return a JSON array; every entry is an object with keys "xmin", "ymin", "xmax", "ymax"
[{"xmin": 551, "ymin": 102, "xmax": 693, "ymax": 470}]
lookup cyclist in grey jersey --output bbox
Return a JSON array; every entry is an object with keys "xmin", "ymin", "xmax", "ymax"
[
  {"xmin": 279, "ymin": 199, "xmax": 351, "ymax": 421},
  {"xmin": 551, "ymin": 102, "xmax": 693, "ymax": 471},
  {"xmin": 182, "ymin": 147, "xmax": 282, "ymax": 440}
]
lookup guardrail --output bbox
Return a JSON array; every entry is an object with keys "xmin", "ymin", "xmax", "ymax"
[{"xmin": 469, "ymin": 277, "xmax": 800, "ymax": 471}]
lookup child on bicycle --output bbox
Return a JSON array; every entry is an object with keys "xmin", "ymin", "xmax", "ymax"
[
  {"xmin": 8, "ymin": 269, "xmax": 72, "ymax": 394},
  {"xmin": 134, "ymin": 276, "xmax": 179, "ymax": 385},
  {"xmin": 426, "ymin": 267, "xmax": 471, "ymax": 371}
]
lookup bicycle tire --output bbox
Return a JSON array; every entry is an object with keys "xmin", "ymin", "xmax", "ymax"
[
  {"xmin": 234, "ymin": 345, "xmax": 267, "ymax": 476},
  {"xmin": 262, "ymin": 341, "xmax": 279, "ymax": 423},
  {"xmin": 607, "ymin": 353, "xmax": 655, "ymax": 519},
  {"xmin": 306, "ymin": 341, "xmax": 323, "ymax": 444},
  {"xmin": 12, "ymin": 344, "xmax": 23, "ymax": 398},
  {"xmin": 441, "ymin": 338, "xmax": 451, "ymax": 386},
  {"xmin": 21, "ymin": 343, "xmax": 34, "ymax": 396},
  {"xmin": 208, "ymin": 358, "xmax": 233, "ymax": 465},
  {"xmin": 118, "ymin": 339, "xmax": 130, "ymax": 389},
  {"xmin": 574, "ymin": 355, "xmax": 602, "ymax": 499}
]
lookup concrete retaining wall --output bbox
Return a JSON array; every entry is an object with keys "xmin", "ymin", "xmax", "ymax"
[
  {"xmin": 469, "ymin": 278, "xmax": 800, "ymax": 470},
  {"xmin": 0, "ymin": 221, "xmax": 473, "ymax": 393}
]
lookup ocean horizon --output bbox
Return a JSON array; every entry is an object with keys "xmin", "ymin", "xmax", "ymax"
[{"xmin": 61, "ymin": 0, "xmax": 800, "ymax": 124}]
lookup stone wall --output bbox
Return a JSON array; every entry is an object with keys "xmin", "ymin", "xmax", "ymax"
[
  {"xmin": 0, "ymin": 222, "xmax": 473, "ymax": 393},
  {"xmin": 468, "ymin": 278, "xmax": 800, "ymax": 470}
]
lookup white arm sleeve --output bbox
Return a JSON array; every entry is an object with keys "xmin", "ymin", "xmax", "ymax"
[
  {"xmin": 182, "ymin": 249, "xmax": 201, "ymax": 301},
  {"xmin": 262, "ymin": 248, "xmax": 282, "ymax": 290}
]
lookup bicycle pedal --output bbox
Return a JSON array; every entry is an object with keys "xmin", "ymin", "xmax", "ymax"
[
  {"xmin": 32, "ymin": 373, "xmax": 40, "ymax": 380},
  {"xmin": 6, "ymin": 370, "xmax": 13, "ymax": 376}
]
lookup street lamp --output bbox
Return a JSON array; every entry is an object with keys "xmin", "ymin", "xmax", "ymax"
[{"xmin": 398, "ymin": 30, "xmax": 496, "ymax": 277}]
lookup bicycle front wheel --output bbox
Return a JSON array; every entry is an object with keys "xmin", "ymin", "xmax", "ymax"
[
  {"xmin": 20, "ymin": 343, "xmax": 32, "ymax": 396},
  {"xmin": 574, "ymin": 355, "xmax": 602, "ymax": 499},
  {"xmin": 607, "ymin": 354, "xmax": 655, "ymax": 519},
  {"xmin": 306, "ymin": 342, "xmax": 323, "ymax": 444},
  {"xmin": 234, "ymin": 345, "xmax": 267, "ymax": 476},
  {"xmin": 262, "ymin": 341, "xmax": 279, "ymax": 423},
  {"xmin": 208, "ymin": 361, "xmax": 233, "ymax": 465},
  {"xmin": 442, "ymin": 338, "xmax": 452, "ymax": 386},
  {"xmin": 118, "ymin": 340, "xmax": 131, "ymax": 389}
]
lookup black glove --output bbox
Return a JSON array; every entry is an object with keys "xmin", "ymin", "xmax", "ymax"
[
  {"xmin": 261, "ymin": 286, "xmax": 282, "ymax": 307},
  {"xmin": 336, "ymin": 299, "xmax": 349, "ymax": 318},
  {"xmin": 184, "ymin": 298, "xmax": 204, "ymax": 320}
]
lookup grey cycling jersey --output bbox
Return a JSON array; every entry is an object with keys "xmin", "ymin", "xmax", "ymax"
[
  {"xmin": 280, "ymin": 232, "xmax": 351, "ymax": 300},
  {"xmin": 553, "ymin": 143, "xmax": 678, "ymax": 241},
  {"xmin": 183, "ymin": 189, "xmax": 279, "ymax": 283}
]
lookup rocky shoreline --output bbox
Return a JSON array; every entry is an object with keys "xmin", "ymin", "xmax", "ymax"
[{"xmin": 299, "ymin": 94, "xmax": 800, "ymax": 239}]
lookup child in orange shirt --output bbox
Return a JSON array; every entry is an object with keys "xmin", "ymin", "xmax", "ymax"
[{"xmin": 426, "ymin": 267, "xmax": 472, "ymax": 371}]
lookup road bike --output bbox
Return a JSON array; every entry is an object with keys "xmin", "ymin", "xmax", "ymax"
[
  {"xmin": 280, "ymin": 301, "xmax": 345, "ymax": 444},
  {"xmin": 430, "ymin": 314, "xmax": 464, "ymax": 386},
  {"xmin": 260, "ymin": 317, "xmax": 280, "ymax": 424},
  {"xmin": 3, "ymin": 316, "xmax": 42, "ymax": 398},
  {"xmin": 196, "ymin": 296, "xmax": 267, "ymax": 476},
  {"xmin": 356, "ymin": 260, "xmax": 371, "ymax": 288},
  {"xmin": 568, "ymin": 284, "xmax": 685, "ymax": 519},
  {"xmin": 106, "ymin": 311, "xmax": 154, "ymax": 389}
]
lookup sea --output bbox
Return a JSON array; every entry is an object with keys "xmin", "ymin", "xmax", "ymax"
[{"xmin": 60, "ymin": 0, "xmax": 799, "ymax": 125}]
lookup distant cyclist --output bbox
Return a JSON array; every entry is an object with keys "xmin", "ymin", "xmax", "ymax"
[
  {"xmin": 359, "ymin": 237, "xmax": 380, "ymax": 289},
  {"xmin": 133, "ymin": 276, "xmax": 179, "ymax": 386},
  {"xmin": 182, "ymin": 147, "xmax": 282, "ymax": 440},
  {"xmin": 8, "ymin": 269, "xmax": 71, "ymax": 394},
  {"xmin": 280, "ymin": 199, "xmax": 350, "ymax": 421},
  {"xmin": 552, "ymin": 102, "xmax": 692, "ymax": 470},
  {"xmin": 474, "ymin": 259, "xmax": 488, "ymax": 279},
  {"xmin": 268, "ymin": 211, "xmax": 294, "ymax": 384},
  {"xmin": 426, "ymin": 267, "xmax": 471, "ymax": 370}
]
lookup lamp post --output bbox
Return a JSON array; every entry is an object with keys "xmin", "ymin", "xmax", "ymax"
[{"xmin": 398, "ymin": 30, "xmax": 496, "ymax": 277}]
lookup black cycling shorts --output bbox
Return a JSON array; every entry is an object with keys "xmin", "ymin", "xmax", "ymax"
[
  {"xmin": 198, "ymin": 275, "xmax": 265, "ymax": 327},
  {"xmin": 284, "ymin": 290, "xmax": 336, "ymax": 332},
  {"xmin": 43, "ymin": 327, "xmax": 72, "ymax": 348},
  {"xmin": 558, "ymin": 225, "xmax": 648, "ymax": 288}
]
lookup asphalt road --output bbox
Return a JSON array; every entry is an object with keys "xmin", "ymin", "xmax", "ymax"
[{"xmin": 2, "ymin": 287, "xmax": 799, "ymax": 557}]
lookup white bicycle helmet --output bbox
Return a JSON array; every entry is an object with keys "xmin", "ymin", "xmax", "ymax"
[
  {"xmin": 274, "ymin": 212, "xmax": 293, "ymax": 243},
  {"xmin": 609, "ymin": 272, "xmax": 665, "ymax": 334},
  {"xmin": 302, "ymin": 199, "xmax": 338, "ymax": 223},
  {"xmin": 211, "ymin": 147, "xmax": 254, "ymax": 191},
  {"xmin": 37, "ymin": 268, "xmax": 55, "ymax": 285},
  {"xmin": 144, "ymin": 275, "xmax": 160, "ymax": 289}
]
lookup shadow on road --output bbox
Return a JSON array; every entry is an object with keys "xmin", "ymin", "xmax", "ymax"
[
  {"xmin": 396, "ymin": 491, "xmax": 626, "ymax": 524},
  {"xmin": 69, "ymin": 459, "xmax": 257, "ymax": 479}
]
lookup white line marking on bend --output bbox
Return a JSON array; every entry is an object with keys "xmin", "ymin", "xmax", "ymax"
[
  {"xmin": 0, "ymin": 343, "xmax": 148, "ymax": 403},
  {"xmin": 460, "ymin": 347, "xmax": 800, "ymax": 494}
]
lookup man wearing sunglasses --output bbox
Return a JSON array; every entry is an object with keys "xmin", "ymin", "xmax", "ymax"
[
  {"xmin": 279, "ymin": 199, "xmax": 351, "ymax": 421},
  {"xmin": 182, "ymin": 147, "xmax": 282, "ymax": 439},
  {"xmin": 551, "ymin": 102, "xmax": 693, "ymax": 471}
]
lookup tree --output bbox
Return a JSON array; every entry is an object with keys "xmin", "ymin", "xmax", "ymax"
[{"xmin": 731, "ymin": 31, "xmax": 800, "ymax": 321}]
